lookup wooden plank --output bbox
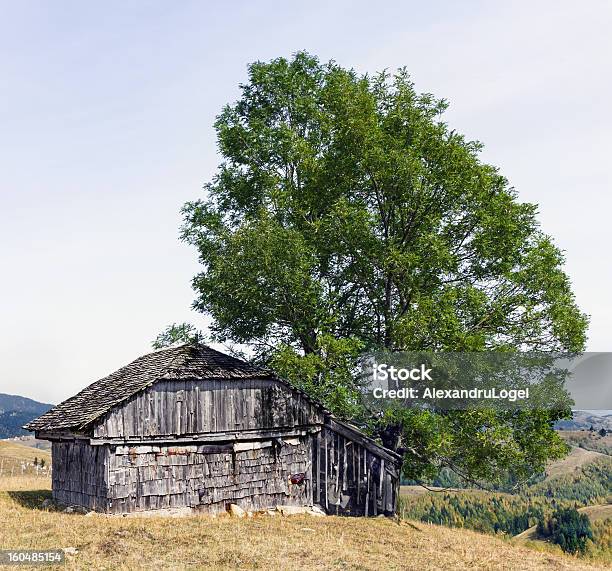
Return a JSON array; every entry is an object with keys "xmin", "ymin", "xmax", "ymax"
[
  {"xmin": 324, "ymin": 430, "xmax": 328, "ymax": 511},
  {"xmin": 325, "ymin": 418, "xmax": 401, "ymax": 465},
  {"xmin": 314, "ymin": 431, "xmax": 320, "ymax": 505}
]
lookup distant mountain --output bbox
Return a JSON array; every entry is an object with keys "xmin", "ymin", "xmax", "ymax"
[
  {"xmin": 554, "ymin": 410, "xmax": 612, "ymax": 431},
  {"xmin": 0, "ymin": 393, "xmax": 53, "ymax": 438}
]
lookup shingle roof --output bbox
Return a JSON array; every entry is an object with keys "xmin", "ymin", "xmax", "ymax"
[{"xmin": 24, "ymin": 344, "xmax": 275, "ymax": 432}]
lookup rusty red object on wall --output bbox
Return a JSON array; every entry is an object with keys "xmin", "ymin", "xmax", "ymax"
[
  {"xmin": 290, "ymin": 472, "xmax": 305, "ymax": 485},
  {"xmin": 167, "ymin": 448, "xmax": 189, "ymax": 456}
]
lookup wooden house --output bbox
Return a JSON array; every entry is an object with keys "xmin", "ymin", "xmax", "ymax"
[{"xmin": 25, "ymin": 344, "xmax": 402, "ymax": 516}]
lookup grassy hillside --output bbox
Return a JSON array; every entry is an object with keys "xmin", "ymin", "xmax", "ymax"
[
  {"xmin": 526, "ymin": 457, "xmax": 611, "ymax": 504},
  {"xmin": 0, "ymin": 440, "xmax": 51, "ymax": 476},
  {"xmin": 0, "ymin": 475, "xmax": 607, "ymax": 570},
  {"xmin": 580, "ymin": 504, "xmax": 612, "ymax": 523},
  {"xmin": 3, "ymin": 435, "xmax": 52, "ymax": 452},
  {"xmin": 399, "ymin": 456, "xmax": 611, "ymax": 564},
  {"xmin": 545, "ymin": 447, "xmax": 608, "ymax": 480},
  {"xmin": 1, "ymin": 440, "xmax": 608, "ymax": 569},
  {"xmin": 559, "ymin": 431, "xmax": 612, "ymax": 456}
]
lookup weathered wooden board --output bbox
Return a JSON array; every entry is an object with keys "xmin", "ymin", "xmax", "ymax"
[
  {"xmin": 316, "ymin": 421, "xmax": 401, "ymax": 517},
  {"xmin": 93, "ymin": 378, "xmax": 324, "ymax": 440},
  {"xmin": 51, "ymin": 440, "xmax": 110, "ymax": 511}
]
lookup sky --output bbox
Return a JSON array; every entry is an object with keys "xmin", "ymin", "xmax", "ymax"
[{"xmin": 1, "ymin": 1, "xmax": 611, "ymax": 404}]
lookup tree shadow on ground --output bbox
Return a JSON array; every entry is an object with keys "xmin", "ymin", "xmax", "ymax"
[{"xmin": 7, "ymin": 489, "xmax": 52, "ymax": 510}]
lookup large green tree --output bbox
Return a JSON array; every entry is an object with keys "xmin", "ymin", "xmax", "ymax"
[{"xmin": 181, "ymin": 52, "xmax": 588, "ymax": 485}]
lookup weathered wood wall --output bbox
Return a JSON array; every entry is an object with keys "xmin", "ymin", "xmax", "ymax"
[
  {"xmin": 315, "ymin": 423, "xmax": 400, "ymax": 516},
  {"xmin": 94, "ymin": 379, "xmax": 323, "ymax": 440},
  {"xmin": 101, "ymin": 435, "xmax": 311, "ymax": 514},
  {"xmin": 49, "ymin": 379, "xmax": 401, "ymax": 516},
  {"xmin": 51, "ymin": 440, "xmax": 110, "ymax": 511}
]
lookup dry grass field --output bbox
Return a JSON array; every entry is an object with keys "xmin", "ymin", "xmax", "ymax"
[
  {"xmin": 545, "ymin": 447, "xmax": 609, "ymax": 480},
  {"xmin": 0, "ymin": 475, "xmax": 608, "ymax": 571},
  {"xmin": 559, "ymin": 431, "xmax": 612, "ymax": 456},
  {"xmin": 0, "ymin": 440, "xmax": 51, "ymax": 477},
  {"xmin": 0, "ymin": 441, "xmax": 51, "ymax": 463},
  {"xmin": 580, "ymin": 504, "xmax": 612, "ymax": 523}
]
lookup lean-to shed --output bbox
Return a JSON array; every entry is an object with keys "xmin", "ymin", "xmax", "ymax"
[{"xmin": 25, "ymin": 344, "xmax": 402, "ymax": 516}]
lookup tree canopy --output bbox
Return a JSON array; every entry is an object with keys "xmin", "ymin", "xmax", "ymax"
[{"xmin": 180, "ymin": 52, "xmax": 588, "ymax": 485}]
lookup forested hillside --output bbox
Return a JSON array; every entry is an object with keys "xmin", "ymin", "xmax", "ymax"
[
  {"xmin": 399, "ymin": 457, "xmax": 611, "ymax": 563},
  {"xmin": 0, "ymin": 393, "xmax": 52, "ymax": 438}
]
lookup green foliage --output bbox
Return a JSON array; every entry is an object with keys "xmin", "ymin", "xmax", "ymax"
[
  {"xmin": 152, "ymin": 323, "xmax": 205, "ymax": 349},
  {"xmin": 387, "ymin": 406, "xmax": 570, "ymax": 487},
  {"xmin": 268, "ymin": 335, "xmax": 364, "ymax": 419},
  {"xmin": 537, "ymin": 507, "xmax": 593, "ymax": 555},
  {"xmin": 181, "ymin": 51, "xmax": 588, "ymax": 483},
  {"xmin": 400, "ymin": 490, "xmax": 553, "ymax": 536},
  {"xmin": 411, "ymin": 455, "xmax": 611, "ymax": 502}
]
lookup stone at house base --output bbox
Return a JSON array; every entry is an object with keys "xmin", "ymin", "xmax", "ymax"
[
  {"xmin": 229, "ymin": 503, "xmax": 246, "ymax": 518},
  {"xmin": 276, "ymin": 505, "xmax": 327, "ymax": 517}
]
